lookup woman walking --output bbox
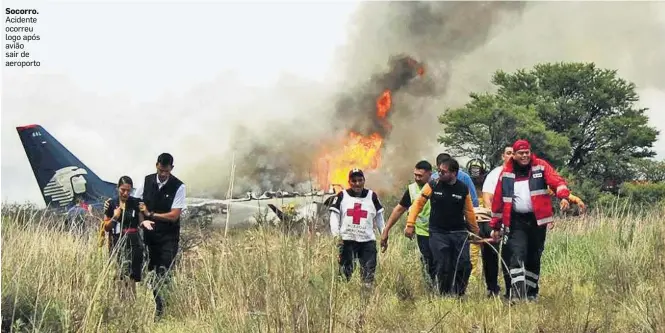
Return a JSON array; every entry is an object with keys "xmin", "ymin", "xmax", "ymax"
[{"xmin": 103, "ymin": 176, "xmax": 154, "ymax": 299}]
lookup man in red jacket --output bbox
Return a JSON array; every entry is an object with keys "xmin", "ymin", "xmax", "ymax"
[{"xmin": 490, "ymin": 139, "xmax": 571, "ymax": 301}]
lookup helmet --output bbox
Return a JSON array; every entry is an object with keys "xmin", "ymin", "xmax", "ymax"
[{"xmin": 466, "ymin": 158, "xmax": 489, "ymax": 186}]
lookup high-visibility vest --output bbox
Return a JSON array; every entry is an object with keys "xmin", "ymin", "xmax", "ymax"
[{"xmin": 408, "ymin": 182, "xmax": 431, "ymax": 237}]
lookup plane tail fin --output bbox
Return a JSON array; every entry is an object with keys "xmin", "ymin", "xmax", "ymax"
[{"xmin": 16, "ymin": 124, "xmax": 116, "ymax": 209}]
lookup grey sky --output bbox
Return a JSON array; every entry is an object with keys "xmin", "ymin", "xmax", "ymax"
[
  {"xmin": 2, "ymin": 1, "xmax": 665, "ymax": 207},
  {"xmin": 2, "ymin": 1, "xmax": 359, "ymax": 205}
]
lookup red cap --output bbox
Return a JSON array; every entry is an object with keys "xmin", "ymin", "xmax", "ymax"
[{"xmin": 513, "ymin": 139, "xmax": 531, "ymax": 152}]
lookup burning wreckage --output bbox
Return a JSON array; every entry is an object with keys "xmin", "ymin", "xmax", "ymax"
[
  {"xmin": 182, "ymin": 188, "xmax": 340, "ymax": 230},
  {"xmin": 314, "ymin": 55, "xmax": 426, "ymax": 190},
  {"xmin": 205, "ymin": 55, "xmax": 429, "ymax": 228},
  {"xmin": 14, "ymin": 55, "xmax": 429, "ymax": 233}
]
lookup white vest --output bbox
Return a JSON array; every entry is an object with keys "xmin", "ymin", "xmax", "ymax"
[{"xmin": 338, "ymin": 190, "xmax": 378, "ymax": 242}]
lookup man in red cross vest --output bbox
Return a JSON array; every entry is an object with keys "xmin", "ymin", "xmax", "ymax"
[
  {"xmin": 329, "ymin": 168, "xmax": 386, "ymax": 286},
  {"xmin": 490, "ymin": 139, "xmax": 571, "ymax": 301}
]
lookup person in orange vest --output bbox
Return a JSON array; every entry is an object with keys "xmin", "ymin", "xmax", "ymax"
[{"xmin": 406, "ymin": 156, "xmax": 479, "ymax": 297}]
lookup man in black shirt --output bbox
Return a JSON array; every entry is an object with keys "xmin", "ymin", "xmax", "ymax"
[
  {"xmin": 406, "ymin": 156, "xmax": 479, "ymax": 297},
  {"xmin": 134, "ymin": 153, "xmax": 186, "ymax": 318}
]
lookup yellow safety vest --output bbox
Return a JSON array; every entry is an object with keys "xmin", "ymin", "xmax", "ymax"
[{"xmin": 408, "ymin": 182, "xmax": 431, "ymax": 237}]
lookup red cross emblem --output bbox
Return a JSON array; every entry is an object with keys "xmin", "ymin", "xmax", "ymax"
[{"xmin": 346, "ymin": 202, "xmax": 368, "ymax": 224}]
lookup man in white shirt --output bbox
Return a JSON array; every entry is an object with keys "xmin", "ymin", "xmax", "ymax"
[
  {"xmin": 133, "ymin": 153, "xmax": 186, "ymax": 319},
  {"xmin": 329, "ymin": 168, "xmax": 385, "ymax": 287},
  {"xmin": 482, "ymin": 146, "xmax": 514, "ymax": 208},
  {"xmin": 479, "ymin": 145, "xmax": 514, "ymax": 298}
]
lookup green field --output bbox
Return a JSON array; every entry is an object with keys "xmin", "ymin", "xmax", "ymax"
[{"xmin": 2, "ymin": 204, "xmax": 664, "ymax": 333}]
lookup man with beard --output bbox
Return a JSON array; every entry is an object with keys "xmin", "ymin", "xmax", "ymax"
[
  {"xmin": 405, "ymin": 156, "xmax": 479, "ymax": 297},
  {"xmin": 329, "ymin": 168, "xmax": 385, "ymax": 288},
  {"xmin": 380, "ymin": 160, "xmax": 436, "ymax": 288},
  {"xmin": 490, "ymin": 139, "xmax": 570, "ymax": 301},
  {"xmin": 431, "ymin": 153, "xmax": 479, "ymax": 208}
]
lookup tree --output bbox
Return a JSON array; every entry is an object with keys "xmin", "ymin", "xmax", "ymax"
[
  {"xmin": 438, "ymin": 62, "xmax": 659, "ymax": 184},
  {"xmin": 438, "ymin": 93, "xmax": 570, "ymax": 168},
  {"xmin": 630, "ymin": 158, "xmax": 665, "ymax": 183},
  {"xmin": 491, "ymin": 62, "xmax": 659, "ymax": 182}
]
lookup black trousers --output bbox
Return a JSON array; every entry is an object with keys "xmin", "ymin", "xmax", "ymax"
[
  {"xmin": 416, "ymin": 235, "xmax": 437, "ymax": 288},
  {"xmin": 429, "ymin": 231, "xmax": 471, "ymax": 296},
  {"xmin": 114, "ymin": 232, "xmax": 144, "ymax": 282},
  {"xmin": 144, "ymin": 230, "xmax": 179, "ymax": 273},
  {"xmin": 506, "ymin": 212, "xmax": 547, "ymax": 300},
  {"xmin": 143, "ymin": 230, "xmax": 180, "ymax": 316},
  {"xmin": 338, "ymin": 240, "xmax": 377, "ymax": 283},
  {"xmin": 478, "ymin": 222, "xmax": 512, "ymax": 296}
]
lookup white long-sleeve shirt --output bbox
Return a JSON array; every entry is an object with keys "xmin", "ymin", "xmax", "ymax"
[{"xmin": 328, "ymin": 188, "xmax": 385, "ymax": 242}]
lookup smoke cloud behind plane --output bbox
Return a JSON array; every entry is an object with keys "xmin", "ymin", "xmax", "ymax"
[
  {"xmin": 208, "ymin": 2, "xmax": 532, "ymax": 196},
  {"xmin": 2, "ymin": 2, "xmax": 665, "ymax": 204},
  {"xmin": 217, "ymin": 1, "xmax": 665, "ymax": 197}
]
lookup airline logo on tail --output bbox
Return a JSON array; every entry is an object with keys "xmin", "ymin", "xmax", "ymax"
[{"xmin": 42, "ymin": 166, "xmax": 89, "ymax": 207}]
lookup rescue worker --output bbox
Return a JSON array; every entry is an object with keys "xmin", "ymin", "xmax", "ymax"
[
  {"xmin": 380, "ymin": 160, "xmax": 436, "ymax": 288},
  {"xmin": 431, "ymin": 153, "xmax": 479, "ymax": 207},
  {"xmin": 484, "ymin": 146, "xmax": 586, "ymax": 217},
  {"xmin": 329, "ymin": 168, "xmax": 385, "ymax": 288},
  {"xmin": 465, "ymin": 158, "xmax": 490, "ymax": 281},
  {"xmin": 466, "ymin": 158, "xmax": 490, "ymax": 192},
  {"xmin": 133, "ymin": 153, "xmax": 186, "ymax": 318},
  {"xmin": 483, "ymin": 146, "xmax": 515, "ymax": 208},
  {"xmin": 484, "ymin": 144, "xmax": 587, "ymax": 299},
  {"xmin": 490, "ymin": 139, "xmax": 571, "ymax": 301},
  {"xmin": 406, "ymin": 156, "xmax": 479, "ymax": 297},
  {"xmin": 102, "ymin": 176, "xmax": 154, "ymax": 300},
  {"xmin": 432, "ymin": 153, "xmax": 481, "ymax": 286},
  {"xmin": 480, "ymin": 145, "xmax": 515, "ymax": 298}
]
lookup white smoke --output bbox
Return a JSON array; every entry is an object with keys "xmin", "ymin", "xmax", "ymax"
[{"xmin": 3, "ymin": 2, "xmax": 664, "ymax": 205}]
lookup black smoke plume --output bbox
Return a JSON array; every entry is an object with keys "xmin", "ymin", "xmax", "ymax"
[
  {"xmin": 330, "ymin": 55, "xmax": 427, "ymax": 139},
  {"xmin": 188, "ymin": 2, "xmax": 532, "ymax": 196}
]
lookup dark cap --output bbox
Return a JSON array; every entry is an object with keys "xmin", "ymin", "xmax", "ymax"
[{"xmin": 348, "ymin": 168, "xmax": 364, "ymax": 179}]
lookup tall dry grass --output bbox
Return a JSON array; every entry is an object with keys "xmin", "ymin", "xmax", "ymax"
[{"xmin": 2, "ymin": 202, "xmax": 665, "ymax": 333}]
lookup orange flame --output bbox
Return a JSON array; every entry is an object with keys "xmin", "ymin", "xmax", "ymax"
[
  {"xmin": 316, "ymin": 91, "xmax": 393, "ymax": 190},
  {"xmin": 406, "ymin": 57, "xmax": 425, "ymax": 76},
  {"xmin": 315, "ymin": 56, "xmax": 424, "ymax": 191},
  {"xmin": 376, "ymin": 89, "xmax": 392, "ymax": 119},
  {"xmin": 317, "ymin": 132, "xmax": 384, "ymax": 188}
]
